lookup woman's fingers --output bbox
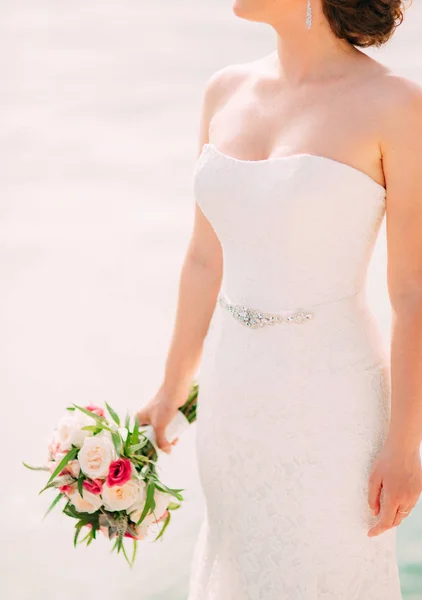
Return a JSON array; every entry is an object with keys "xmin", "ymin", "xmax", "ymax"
[
  {"xmin": 368, "ymin": 491, "xmax": 399, "ymax": 537},
  {"xmin": 154, "ymin": 425, "xmax": 172, "ymax": 454},
  {"xmin": 368, "ymin": 471, "xmax": 382, "ymax": 516},
  {"xmin": 392, "ymin": 504, "xmax": 413, "ymax": 527},
  {"xmin": 136, "ymin": 409, "xmax": 150, "ymax": 426}
]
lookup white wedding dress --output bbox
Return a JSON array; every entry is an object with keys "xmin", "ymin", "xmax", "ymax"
[{"xmin": 187, "ymin": 142, "xmax": 402, "ymax": 599}]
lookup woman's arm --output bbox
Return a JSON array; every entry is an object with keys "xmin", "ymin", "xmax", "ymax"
[
  {"xmin": 367, "ymin": 77, "xmax": 422, "ymax": 537},
  {"xmin": 136, "ymin": 69, "xmax": 232, "ymax": 452}
]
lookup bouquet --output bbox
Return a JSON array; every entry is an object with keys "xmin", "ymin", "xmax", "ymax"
[{"xmin": 24, "ymin": 380, "xmax": 198, "ymax": 566}]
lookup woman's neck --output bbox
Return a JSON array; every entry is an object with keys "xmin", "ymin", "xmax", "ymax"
[{"xmin": 269, "ymin": 4, "xmax": 359, "ymax": 85}]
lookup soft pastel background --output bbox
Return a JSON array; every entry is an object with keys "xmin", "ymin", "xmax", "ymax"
[{"xmin": 1, "ymin": 1, "xmax": 421, "ymax": 599}]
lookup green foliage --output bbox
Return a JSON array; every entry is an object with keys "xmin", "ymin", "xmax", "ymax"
[
  {"xmin": 73, "ymin": 404, "xmax": 104, "ymax": 424},
  {"xmin": 43, "ymin": 493, "xmax": 63, "ymax": 519},
  {"xmin": 105, "ymin": 402, "xmax": 120, "ymax": 426},
  {"xmin": 132, "ymin": 415, "xmax": 140, "ymax": 446},
  {"xmin": 77, "ymin": 471, "xmax": 84, "ymax": 497},
  {"xmin": 40, "ymin": 447, "xmax": 78, "ymax": 493},
  {"xmin": 154, "ymin": 510, "xmax": 171, "ymax": 541},
  {"xmin": 22, "ymin": 462, "xmax": 50, "ymax": 472},
  {"xmin": 135, "ymin": 481, "xmax": 156, "ymax": 526},
  {"xmin": 111, "ymin": 431, "xmax": 123, "ymax": 456}
]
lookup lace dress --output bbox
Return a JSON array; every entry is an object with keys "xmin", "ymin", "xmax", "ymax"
[{"xmin": 187, "ymin": 143, "xmax": 402, "ymax": 599}]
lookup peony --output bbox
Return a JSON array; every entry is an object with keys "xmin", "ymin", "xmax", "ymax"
[
  {"xmin": 68, "ymin": 486, "xmax": 103, "ymax": 514},
  {"xmin": 102, "ymin": 479, "xmax": 143, "ymax": 512},
  {"xmin": 106, "ymin": 458, "xmax": 132, "ymax": 487},
  {"xmin": 83, "ymin": 478, "xmax": 103, "ymax": 495},
  {"xmin": 56, "ymin": 410, "xmax": 96, "ymax": 451},
  {"xmin": 78, "ymin": 434, "xmax": 116, "ymax": 479},
  {"xmin": 129, "ymin": 489, "xmax": 171, "ymax": 526}
]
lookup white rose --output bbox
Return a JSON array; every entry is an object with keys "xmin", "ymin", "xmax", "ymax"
[
  {"xmin": 129, "ymin": 489, "xmax": 171, "ymax": 526},
  {"xmin": 68, "ymin": 487, "xmax": 103, "ymax": 514},
  {"xmin": 56, "ymin": 410, "xmax": 95, "ymax": 451},
  {"xmin": 102, "ymin": 479, "xmax": 142, "ymax": 512},
  {"xmin": 78, "ymin": 435, "xmax": 116, "ymax": 479},
  {"xmin": 72, "ymin": 410, "xmax": 98, "ymax": 447}
]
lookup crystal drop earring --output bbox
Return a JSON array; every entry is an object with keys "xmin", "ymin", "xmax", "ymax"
[{"xmin": 306, "ymin": 0, "xmax": 312, "ymax": 30}]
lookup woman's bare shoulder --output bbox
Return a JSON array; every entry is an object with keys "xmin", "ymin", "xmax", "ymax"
[
  {"xmin": 367, "ymin": 61, "xmax": 422, "ymax": 114},
  {"xmin": 373, "ymin": 69, "xmax": 422, "ymax": 147},
  {"xmin": 201, "ymin": 53, "xmax": 271, "ymax": 113}
]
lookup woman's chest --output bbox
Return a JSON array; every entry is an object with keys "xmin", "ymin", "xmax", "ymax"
[{"xmin": 208, "ymin": 84, "xmax": 378, "ymax": 172}]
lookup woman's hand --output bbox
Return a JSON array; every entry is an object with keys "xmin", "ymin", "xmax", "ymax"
[
  {"xmin": 136, "ymin": 384, "xmax": 187, "ymax": 454},
  {"xmin": 367, "ymin": 438, "xmax": 422, "ymax": 537}
]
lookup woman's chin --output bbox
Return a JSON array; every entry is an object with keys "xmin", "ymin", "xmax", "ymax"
[{"xmin": 232, "ymin": 1, "xmax": 260, "ymax": 20}]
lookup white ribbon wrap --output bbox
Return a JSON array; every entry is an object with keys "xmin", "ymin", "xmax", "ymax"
[{"xmin": 141, "ymin": 410, "xmax": 191, "ymax": 455}]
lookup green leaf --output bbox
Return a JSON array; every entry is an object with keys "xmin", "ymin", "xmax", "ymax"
[
  {"xmin": 43, "ymin": 492, "xmax": 63, "ymax": 519},
  {"xmin": 135, "ymin": 482, "xmax": 156, "ymax": 526},
  {"xmin": 41, "ymin": 447, "xmax": 78, "ymax": 491},
  {"xmin": 130, "ymin": 454, "xmax": 149, "ymax": 464},
  {"xmin": 22, "ymin": 461, "xmax": 50, "ymax": 472},
  {"xmin": 77, "ymin": 471, "xmax": 84, "ymax": 497},
  {"xmin": 73, "ymin": 404, "xmax": 105, "ymax": 424},
  {"xmin": 111, "ymin": 431, "xmax": 122, "ymax": 456},
  {"xmin": 124, "ymin": 412, "xmax": 130, "ymax": 431},
  {"xmin": 93, "ymin": 423, "xmax": 115, "ymax": 434},
  {"xmin": 131, "ymin": 539, "xmax": 138, "ymax": 566},
  {"xmin": 131, "ymin": 415, "xmax": 139, "ymax": 446},
  {"xmin": 86, "ymin": 531, "xmax": 95, "ymax": 546},
  {"xmin": 121, "ymin": 541, "xmax": 133, "ymax": 567},
  {"xmin": 123, "ymin": 426, "xmax": 132, "ymax": 456},
  {"xmin": 129, "ymin": 439, "xmax": 148, "ymax": 453},
  {"xmin": 154, "ymin": 481, "xmax": 184, "ymax": 502},
  {"xmin": 167, "ymin": 502, "xmax": 181, "ymax": 511},
  {"xmin": 80, "ymin": 529, "xmax": 92, "ymax": 545},
  {"xmin": 81, "ymin": 425, "xmax": 100, "ymax": 433},
  {"xmin": 62, "ymin": 501, "xmax": 97, "ymax": 523},
  {"xmin": 153, "ymin": 510, "xmax": 171, "ymax": 541},
  {"xmin": 73, "ymin": 521, "xmax": 84, "ymax": 547},
  {"xmin": 105, "ymin": 402, "xmax": 120, "ymax": 426}
]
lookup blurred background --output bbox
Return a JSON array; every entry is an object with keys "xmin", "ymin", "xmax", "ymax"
[{"xmin": 1, "ymin": 1, "xmax": 421, "ymax": 599}]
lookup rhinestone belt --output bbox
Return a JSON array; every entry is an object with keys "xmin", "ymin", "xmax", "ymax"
[{"xmin": 217, "ymin": 293, "xmax": 314, "ymax": 328}]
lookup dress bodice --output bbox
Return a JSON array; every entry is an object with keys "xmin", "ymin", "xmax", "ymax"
[{"xmin": 192, "ymin": 143, "xmax": 386, "ymax": 312}]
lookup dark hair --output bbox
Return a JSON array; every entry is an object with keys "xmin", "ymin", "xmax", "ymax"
[{"xmin": 322, "ymin": 0, "xmax": 408, "ymax": 47}]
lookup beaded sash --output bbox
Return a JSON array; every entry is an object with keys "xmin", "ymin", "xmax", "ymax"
[{"xmin": 217, "ymin": 293, "xmax": 314, "ymax": 328}]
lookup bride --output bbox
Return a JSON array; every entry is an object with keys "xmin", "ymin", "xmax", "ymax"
[{"xmin": 138, "ymin": 0, "xmax": 422, "ymax": 597}]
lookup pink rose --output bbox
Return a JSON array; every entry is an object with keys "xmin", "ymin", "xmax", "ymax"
[
  {"xmin": 59, "ymin": 484, "xmax": 74, "ymax": 494},
  {"xmin": 85, "ymin": 404, "xmax": 105, "ymax": 418},
  {"xmin": 83, "ymin": 478, "xmax": 103, "ymax": 495},
  {"xmin": 106, "ymin": 458, "xmax": 132, "ymax": 487}
]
